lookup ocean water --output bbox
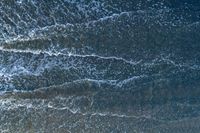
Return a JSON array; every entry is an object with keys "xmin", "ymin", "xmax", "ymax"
[{"xmin": 0, "ymin": 0, "xmax": 200, "ymax": 132}]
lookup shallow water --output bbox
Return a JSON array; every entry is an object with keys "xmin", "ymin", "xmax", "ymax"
[{"xmin": 0, "ymin": 0, "xmax": 200, "ymax": 132}]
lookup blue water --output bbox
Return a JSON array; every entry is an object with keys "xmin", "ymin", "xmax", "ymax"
[{"xmin": 0, "ymin": 0, "xmax": 200, "ymax": 132}]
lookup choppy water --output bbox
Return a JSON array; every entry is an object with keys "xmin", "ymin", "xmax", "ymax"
[{"xmin": 0, "ymin": 0, "xmax": 200, "ymax": 132}]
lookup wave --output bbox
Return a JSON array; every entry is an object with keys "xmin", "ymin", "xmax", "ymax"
[
  {"xmin": 1, "ymin": 42, "xmax": 200, "ymax": 91},
  {"xmin": 0, "ymin": 0, "xmax": 200, "ymax": 132}
]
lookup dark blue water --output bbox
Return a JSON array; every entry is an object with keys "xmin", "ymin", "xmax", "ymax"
[{"xmin": 0, "ymin": 0, "xmax": 200, "ymax": 132}]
